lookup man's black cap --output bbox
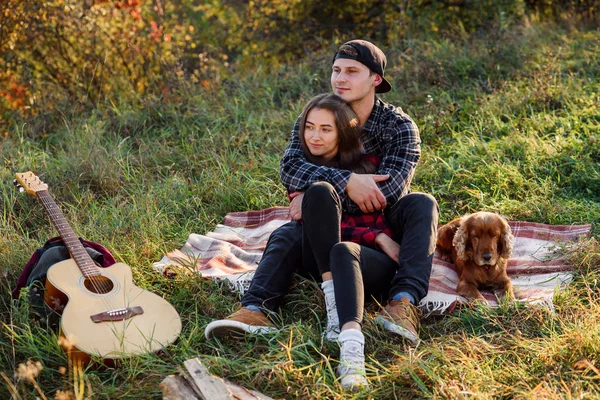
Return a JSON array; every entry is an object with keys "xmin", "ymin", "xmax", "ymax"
[{"xmin": 333, "ymin": 39, "xmax": 392, "ymax": 93}]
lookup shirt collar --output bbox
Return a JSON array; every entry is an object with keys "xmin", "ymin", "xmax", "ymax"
[{"xmin": 362, "ymin": 97, "xmax": 383, "ymax": 134}]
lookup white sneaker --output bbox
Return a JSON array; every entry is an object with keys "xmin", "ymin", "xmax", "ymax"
[
  {"xmin": 337, "ymin": 329, "xmax": 369, "ymax": 391},
  {"xmin": 321, "ymin": 280, "xmax": 340, "ymax": 341}
]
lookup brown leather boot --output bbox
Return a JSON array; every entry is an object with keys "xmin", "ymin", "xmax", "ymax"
[
  {"xmin": 374, "ymin": 298, "xmax": 420, "ymax": 344},
  {"xmin": 204, "ymin": 307, "xmax": 277, "ymax": 340}
]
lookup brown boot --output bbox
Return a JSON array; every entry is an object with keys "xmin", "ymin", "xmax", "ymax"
[
  {"xmin": 374, "ymin": 298, "xmax": 420, "ymax": 344},
  {"xmin": 204, "ymin": 307, "xmax": 277, "ymax": 340}
]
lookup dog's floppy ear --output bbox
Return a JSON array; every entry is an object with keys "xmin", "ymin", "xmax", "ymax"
[
  {"xmin": 499, "ymin": 217, "xmax": 514, "ymax": 258},
  {"xmin": 437, "ymin": 218, "xmax": 463, "ymax": 252},
  {"xmin": 452, "ymin": 218, "xmax": 469, "ymax": 261}
]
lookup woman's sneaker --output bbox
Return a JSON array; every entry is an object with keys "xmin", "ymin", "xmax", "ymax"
[
  {"xmin": 337, "ymin": 329, "xmax": 369, "ymax": 391},
  {"xmin": 321, "ymin": 280, "xmax": 340, "ymax": 341},
  {"xmin": 204, "ymin": 307, "xmax": 277, "ymax": 340}
]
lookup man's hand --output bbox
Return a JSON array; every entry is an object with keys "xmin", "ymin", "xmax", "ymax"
[
  {"xmin": 346, "ymin": 173, "xmax": 389, "ymax": 213},
  {"xmin": 375, "ymin": 233, "xmax": 400, "ymax": 264},
  {"xmin": 288, "ymin": 192, "xmax": 304, "ymax": 221}
]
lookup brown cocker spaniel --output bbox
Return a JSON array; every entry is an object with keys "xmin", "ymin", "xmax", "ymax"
[{"xmin": 437, "ymin": 212, "xmax": 515, "ymax": 302}]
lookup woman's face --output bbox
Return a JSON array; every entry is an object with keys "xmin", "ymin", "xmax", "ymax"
[{"xmin": 304, "ymin": 107, "xmax": 339, "ymax": 161}]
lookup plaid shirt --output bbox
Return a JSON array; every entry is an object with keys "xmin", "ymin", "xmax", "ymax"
[
  {"xmin": 341, "ymin": 210, "xmax": 392, "ymax": 248},
  {"xmin": 280, "ymin": 97, "xmax": 421, "ymax": 214},
  {"xmin": 340, "ymin": 154, "xmax": 392, "ymax": 247},
  {"xmin": 290, "ymin": 155, "xmax": 393, "ymax": 249}
]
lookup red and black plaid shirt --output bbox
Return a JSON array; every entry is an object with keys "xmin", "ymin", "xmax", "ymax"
[
  {"xmin": 340, "ymin": 210, "xmax": 392, "ymax": 248},
  {"xmin": 290, "ymin": 154, "xmax": 392, "ymax": 249},
  {"xmin": 339, "ymin": 154, "xmax": 391, "ymax": 248}
]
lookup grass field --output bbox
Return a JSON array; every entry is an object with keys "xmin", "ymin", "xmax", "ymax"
[{"xmin": 1, "ymin": 21, "xmax": 599, "ymax": 399}]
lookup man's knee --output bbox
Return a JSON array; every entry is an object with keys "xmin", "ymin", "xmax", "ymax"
[
  {"xmin": 269, "ymin": 221, "xmax": 302, "ymax": 246},
  {"xmin": 405, "ymin": 192, "xmax": 438, "ymax": 213},
  {"xmin": 390, "ymin": 192, "xmax": 439, "ymax": 220}
]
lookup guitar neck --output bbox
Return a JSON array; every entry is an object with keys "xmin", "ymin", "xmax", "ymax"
[{"xmin": 36, "ymin": 190, "xmax": 100, "ymax": 278}]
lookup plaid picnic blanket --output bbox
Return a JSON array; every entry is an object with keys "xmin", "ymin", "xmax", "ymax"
[{"xmin": 153, "ymin": 207, "xmax": 592, "ymax": 314}]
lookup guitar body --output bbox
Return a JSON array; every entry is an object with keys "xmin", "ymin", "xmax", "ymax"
[
  {"xmin": 45, "ymin": 259, "xmax": 182, "ymax": 360},
  {"xmin": 15, "ymin": 171, "xmax": 181, "ymax": 363}
]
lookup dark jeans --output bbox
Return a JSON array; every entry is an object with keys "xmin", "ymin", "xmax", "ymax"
[
  {"xmin": 242, "ymin": 182, "xmax": 340, "ymax": 311},
  {"xmin": 241, "ymin": 182, "xmax": 439, "ymax": 325}
]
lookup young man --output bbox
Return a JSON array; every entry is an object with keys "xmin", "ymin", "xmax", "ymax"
[{"xmin": 205, "ymin": 40, "xmax": 439, "ymax": 389}]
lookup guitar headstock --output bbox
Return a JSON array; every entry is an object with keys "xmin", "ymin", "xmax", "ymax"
[{"xmin": 14, "ymin": 172, "xmax": 48, "ymax": 196}]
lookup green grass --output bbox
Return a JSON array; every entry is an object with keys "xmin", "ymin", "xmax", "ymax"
[{"xmin": 1, "ymin": 23, "xmax": 599, "ymax": 399}]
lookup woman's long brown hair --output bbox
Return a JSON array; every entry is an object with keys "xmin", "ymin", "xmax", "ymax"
[{"xmin": 298, "ymin": 94, "xmax": 375, "ymax": 174}]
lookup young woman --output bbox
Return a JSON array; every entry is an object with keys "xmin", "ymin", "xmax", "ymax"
[
  {"xmin": 293, "ymin": 93, "xmax": 401, "ymax": 389},
  {"xmin": 205, "ymin": 93, "xmax": 402, "ymax": 390},
  {"xmin": 298, "ymin": 93, "xmax": 399, "ymax": 258}
]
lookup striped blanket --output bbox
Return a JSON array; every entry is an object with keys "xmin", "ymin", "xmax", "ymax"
[{"xmin": 153, "ymin": 207, "xmax": 591, "ymax": 314}]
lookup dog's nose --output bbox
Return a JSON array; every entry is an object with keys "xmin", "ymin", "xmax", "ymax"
[{"xmin": 482, "ymin": 253, "xmax": 492, "ymax": 262}]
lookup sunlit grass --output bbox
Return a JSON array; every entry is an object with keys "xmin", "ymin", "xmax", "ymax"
[{"xmin": 1, "ymin": 23, "xmax": 599, "ymax": 399}]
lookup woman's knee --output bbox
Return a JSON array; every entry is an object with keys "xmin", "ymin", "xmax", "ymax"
[
  {"xmin": 302, "ymin": 182, "xmax": 341, "ymax": 214},
  {"xmin": 304, "ymin": 182, "xmax": 337, "ymax": 202},
  {"xmin": 329, "ymin": 242, "xmax": 360, "ymax": 273}
]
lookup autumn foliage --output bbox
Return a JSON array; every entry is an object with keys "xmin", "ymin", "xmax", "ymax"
[{"xmin": 0, "ymin": 0, "xmax": 597, "ymax": 132}]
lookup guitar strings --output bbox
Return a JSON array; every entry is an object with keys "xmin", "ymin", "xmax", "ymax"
[
  {"xmin": 38, "ymin": 192, "xmax": 115, "ymax": 300},
  {"xmin": 21, "ymin": 173, "xmax": 115, "ymax": 303},
  {"xmin": 37, "ymin": 192, "xmax": 120, "ymax": 313}
]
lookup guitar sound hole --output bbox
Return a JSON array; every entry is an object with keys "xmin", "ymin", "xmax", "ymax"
[{"xmin": 84, "ymin": 276, "xmax": 114, "ymax": 294}]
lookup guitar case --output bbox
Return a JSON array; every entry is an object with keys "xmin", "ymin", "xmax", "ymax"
[{"xmin": 12, "ymin": 237, "xmax": 116, "ymax": 318}]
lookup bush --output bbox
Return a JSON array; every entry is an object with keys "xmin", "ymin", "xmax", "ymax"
[
  {"xmin": 0, "ymin": 0, "xmax": 198, "ymax": 132},
  {"xmin": 1, "ymin": 0, "xmax": 598, "ymax": 135},
  {"xmin": 526, "ymin": 0, "xmax": 599, "ymax": 23}
]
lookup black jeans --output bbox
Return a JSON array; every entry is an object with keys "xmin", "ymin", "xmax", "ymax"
[
  {"xmin": 241, "ymin": 182, "xmax": 439, "ymax": 326},
  {"xmin": 330, "ymin": 241, "xmax": 397, "ymax": 327},
  {"xmin": 241, "ymin": 182, "xmax": 340, "ymax": 311}
]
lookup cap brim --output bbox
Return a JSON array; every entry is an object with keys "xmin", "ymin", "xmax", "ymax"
[{"xmin": 376, "ymin": 77, "xmax": 392, "ymax": 93}]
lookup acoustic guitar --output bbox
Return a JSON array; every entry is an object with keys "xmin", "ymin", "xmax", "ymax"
[{"xmin": 15, "ymin": 171, "xmax": 182, "ymax": 362}]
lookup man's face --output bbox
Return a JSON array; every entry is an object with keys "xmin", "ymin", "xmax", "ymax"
[{"xmin": 331, "ymin": 58, "xmax": 378, "ymax": 104}]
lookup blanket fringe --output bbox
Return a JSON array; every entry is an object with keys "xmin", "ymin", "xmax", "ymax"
[
  {"xmin": 418, "ymin": 300, "xmax": 456, "ymax": 316},
  {"xmin": 217, "ymin": 271, "xmax": 256, "ymax": 296}
]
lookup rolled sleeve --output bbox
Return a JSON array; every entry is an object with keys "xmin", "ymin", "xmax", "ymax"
[{"xmin": 359, "ymin": 228, "xmax": 382, "ymax": 248}]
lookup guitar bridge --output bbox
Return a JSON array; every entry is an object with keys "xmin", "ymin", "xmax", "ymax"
[{"xmin": 90, "ymin": 306, "xmax": 144, "ymax": 323}]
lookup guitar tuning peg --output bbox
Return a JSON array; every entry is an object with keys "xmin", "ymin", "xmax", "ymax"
[
  {"xmin": 18, "ymin": 187, "xmax": 25, "ymax": 193},
  {"xmin": 13, "ymin": 179, "xmax": 18, "ymax": 186}
]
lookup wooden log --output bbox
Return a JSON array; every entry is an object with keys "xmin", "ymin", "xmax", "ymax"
[
  {"xmin": 181, "ymin": 358, "xmax": 230, "ymax": 400},
  {"xmin": 226, "ymin": 383, "xmax": 275, "ymax": 400},
  {"xmin": 160, "ymin": 375, "xmax": 199, "ymax": 400},
  {"xmin": 160, "ymin": 357, "xmax": 274, "ymax": 400}
]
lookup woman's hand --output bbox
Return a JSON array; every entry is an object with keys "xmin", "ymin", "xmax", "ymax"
[
  {"xmin": 288, "ymin": 192, "xmax": 304, "ymax": 221},
  {"xmin": 375, "ymin": 233, "xmax": 400, "ymax": 264}
]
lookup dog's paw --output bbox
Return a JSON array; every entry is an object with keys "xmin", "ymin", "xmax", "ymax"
[
  {"xmin": 494, "ymin": 289, "xmax": 516, "ymax": 302},
  {"xmin": 470, "ymin": 296, "xmax": 488, "ymax": 304}
]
